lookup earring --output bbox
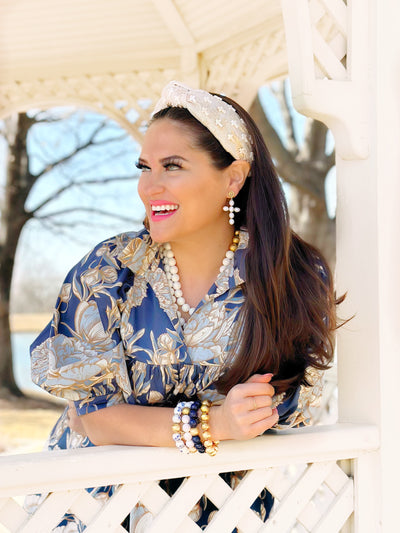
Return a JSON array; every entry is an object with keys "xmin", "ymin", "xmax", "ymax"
[{"xmin": 223, "ymin": 191, "xmax": 240, "ymax": 225}]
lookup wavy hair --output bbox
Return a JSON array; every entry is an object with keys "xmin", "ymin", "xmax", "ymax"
[{"xmin": 151, "ymin": 99, "xmax": 342, "ymax": 397}]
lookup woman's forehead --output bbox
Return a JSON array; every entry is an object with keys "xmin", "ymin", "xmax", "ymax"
[{"xmin": 142, "ymin": 119, "xmax": 199, "ymax": 155}]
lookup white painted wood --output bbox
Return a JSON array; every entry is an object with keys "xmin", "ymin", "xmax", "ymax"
[
  {"xmin": 262, "ymin": 462, "xmax": 335, "ymax": 532},
  {"xmin": 139, "ymin": 481, "xmax": 169, "ymax": 515},
  {"xmin": 0, "ymin": 424, "xmax": 378, "ymax": 499},
  {"xmin": 204, "ymin": 475, "xmax": 264, "ymax": 532},
  {"xmin": 0, "ymin": 498, "xmax": 27, "ymax": 532},
  {"xmin": 204, "ymin": 469, "xmax": 272, "ymax": 533},
  {"xmin": 0, "ymin": 425, "xmax": 379, "ymax": 531},
  {"xmin": 150, "ymin": 475, "xmax": 214, "ymax": 532},
  {"xmin": 319, "ymin": 0, "xmax": 347, "ymax": 35},
  {"xmin": 352, "ymin": 453, "xmax": 381, "ymax": 533},
  {"xmin": 151, "ymin": 0, "xmax": 195, "ymax": 46},
  {"xmin": 296, "ymin": 499, "xmax": 322, "ymax": 531},
  {"xmin": 68, "ymin": 489, "xmax": 103, "ymax": 526},
  {"xmin": 312, "ymin": 28, "xmax": 347, "ymax": 80},
  {"xmin": 324, "ymin": 463, "xmax": 350, "ymax": 494},
  {"xmin": 281, "ymin": 0, "xmax": 370, "ymax": 159},
  {"xmin": 312, "ymin": 479, "xmax": 353, "ymax": 533},
  {"xmin": 19, "ymin": 490, "xmax": 81, "ymax": 533},
  {"xmin": 84, "ymin": 483, "xmax": 148, "ymax": 533}
]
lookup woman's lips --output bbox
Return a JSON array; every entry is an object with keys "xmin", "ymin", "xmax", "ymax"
[{"xmin": 150, "ymin": 203, "xmax": 179, "ymax": 222}]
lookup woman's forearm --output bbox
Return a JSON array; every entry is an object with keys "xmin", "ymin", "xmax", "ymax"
[
  {"xmin": 77, "ymin": 374, "xmax": 278, "ymax": 447},
  {"xmin": 77, "ymin": 403, "xmax": 227, "ymax": 447},
  {"xmin": 79, "ymin": 404, "xmax": 175, "ymax": 446}
]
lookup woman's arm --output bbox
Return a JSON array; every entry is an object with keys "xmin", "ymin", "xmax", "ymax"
[{"xmin": 70, "ymin": 373, "xmax": 279, "ymax": 447}]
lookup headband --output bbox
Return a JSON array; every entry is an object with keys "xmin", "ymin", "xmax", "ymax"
[{"xmin": 152, "ymin": 81, "xmax": 254, "ymax": 163}]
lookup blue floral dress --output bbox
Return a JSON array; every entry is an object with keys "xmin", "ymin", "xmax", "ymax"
[{"xmin": 27, "ymin": 228, "xmax": 318, "ymax": 531}]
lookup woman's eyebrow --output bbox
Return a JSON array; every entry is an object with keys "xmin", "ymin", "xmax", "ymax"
[
  {"xmin": 138, "ymin": 155, "xmax": 189, "ymax": 165},
  {"xmin": 160, "ymin": 155, "xmax": 188, "ymax": 163}
]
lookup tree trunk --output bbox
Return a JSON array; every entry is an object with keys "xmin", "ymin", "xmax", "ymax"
[
  {"xmin": 289, "ymin": 187, "xmax": 336, "ymax": 268},
  {"xmin": 249, "ymin": 91, "xmax": 336, "ymax": 269},
  {"xmin": 0, "ymin": 114, "xmax": 33, "ymax": 395}
]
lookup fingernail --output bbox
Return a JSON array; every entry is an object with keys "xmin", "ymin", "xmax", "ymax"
[{"xmin": 263, "ymin": 373, "xmax": 274, "ymax": 379}]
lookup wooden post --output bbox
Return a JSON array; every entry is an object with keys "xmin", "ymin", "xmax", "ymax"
[{"xmin": 281, "ymin": 0, "xmax": 400, "ymax": 529}]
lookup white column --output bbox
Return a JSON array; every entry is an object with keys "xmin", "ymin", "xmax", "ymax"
[
  {"xmin": 282, "ymin": 0, "xmax": 400, "ymax": 530},
  {"xmin": 337, "ymin": 1, "xmax": 400, "ymax": 529}
]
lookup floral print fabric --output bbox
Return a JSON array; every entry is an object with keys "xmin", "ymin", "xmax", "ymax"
[{"xmin": 29, "ymin": 228, "xmax": 309, "ymax": 531}]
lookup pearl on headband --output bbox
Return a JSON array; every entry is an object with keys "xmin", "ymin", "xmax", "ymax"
[{"xmin": 152, "ymin": 81, "xmax": 254, "ymax": 163}]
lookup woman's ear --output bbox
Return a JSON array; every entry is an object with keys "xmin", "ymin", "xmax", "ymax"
[{"xmin": 225, "ymin": 160, "xmax": 251, "ymax": 195}]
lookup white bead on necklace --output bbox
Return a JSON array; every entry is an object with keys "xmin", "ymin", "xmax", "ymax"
[{"xmin": 161, "ymin": 232, "xmax": 240, "ymax": 326}]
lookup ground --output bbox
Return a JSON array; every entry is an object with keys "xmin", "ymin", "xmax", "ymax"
[{"xmin": 0, "ymin": 391, "xmax": 64, "ymax": 455}]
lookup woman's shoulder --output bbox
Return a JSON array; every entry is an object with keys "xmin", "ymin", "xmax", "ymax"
[{"xmin": 73, "ymin": 227, "xmax": 150, "ymax": 275}]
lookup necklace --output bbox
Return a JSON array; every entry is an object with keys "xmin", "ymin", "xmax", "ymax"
[{"xmin": 161, "ymin": 231, "xmax": 240, "ymax": 325}]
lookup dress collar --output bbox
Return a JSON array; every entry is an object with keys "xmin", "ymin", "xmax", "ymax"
[{"xmin": 118, "ymin": 228, "xmax": 248, "ymax": 291}]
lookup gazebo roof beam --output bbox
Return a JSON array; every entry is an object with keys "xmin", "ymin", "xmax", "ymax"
[{"xmin": 151, "ymin": 0, "xmax": 195, "ymax": 46}]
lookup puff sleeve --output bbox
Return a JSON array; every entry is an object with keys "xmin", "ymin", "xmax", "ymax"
[{"xmin": 30, "ymin": 235, "xmax": 135, "ymax": 415}]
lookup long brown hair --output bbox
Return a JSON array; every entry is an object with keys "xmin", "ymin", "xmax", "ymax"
[{"xmin": 151, "ymin": 99, "xmax": 341, "ymax": 397}]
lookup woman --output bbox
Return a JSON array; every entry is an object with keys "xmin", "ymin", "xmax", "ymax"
[{"xmin": 29, "ymin": 81, "xmax": 339, "ymax": 530}]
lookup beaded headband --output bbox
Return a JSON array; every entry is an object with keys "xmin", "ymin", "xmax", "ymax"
[{"xmin": 152, "ymin": 81, "xmax": 254, "ymax": 163}]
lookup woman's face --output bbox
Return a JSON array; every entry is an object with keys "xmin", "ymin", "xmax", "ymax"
[{"xmin": 137, "ymin": 119, "xmax": 232, "ymax": 245}]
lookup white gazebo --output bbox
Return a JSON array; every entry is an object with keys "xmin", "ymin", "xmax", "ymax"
[{"xmin": 1, "ymin": 0, "xmax": 399, "ymax": 531}]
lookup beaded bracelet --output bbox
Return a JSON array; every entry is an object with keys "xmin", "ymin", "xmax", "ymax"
[
  {"xmin": 172, "ymin": 399, "xmax": 218, "ymax": 455},
  {"xmin": 200, "ymin": 400, "xmax": 219, "ymax": 456},
  {"xmin": 172, "ymin": 400, "xmax": 205, "ymax": 454},
  {"xmin": 172, "ymin": 401, "xmax": 190, "ymax": 454}
]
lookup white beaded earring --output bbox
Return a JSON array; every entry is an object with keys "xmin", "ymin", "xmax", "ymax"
[{"xmin": 223, "ymin": 191, "xmax": 240, "ymax": 225}]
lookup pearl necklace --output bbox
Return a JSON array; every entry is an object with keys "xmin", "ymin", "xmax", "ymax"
[{"xmin": 161, "ymin": 231, "xmax": 240, "ymax": 325}]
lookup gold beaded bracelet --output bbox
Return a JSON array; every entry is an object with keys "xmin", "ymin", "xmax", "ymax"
[{"xmin": 199, "ymin": 400, "xmax": 219, "ymax": 456}]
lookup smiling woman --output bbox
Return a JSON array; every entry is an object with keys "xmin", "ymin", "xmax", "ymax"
[{"xmin": 27, "ymin": 81, "xmax": 342, "ymax": 531}]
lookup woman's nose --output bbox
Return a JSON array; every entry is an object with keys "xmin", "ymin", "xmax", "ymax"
[{"xmin": 140, "ymin": 170, "xmax": 165, "ymax": 196}]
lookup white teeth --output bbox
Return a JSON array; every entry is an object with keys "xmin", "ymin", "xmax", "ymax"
[{"xmin": 151, "ymin": 204, "xmax": 178, "ymax": 212}]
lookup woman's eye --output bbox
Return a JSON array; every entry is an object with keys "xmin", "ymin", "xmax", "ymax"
[
  {"xmin": 164, "ymin": 162, "xmax": 181, "ymax": 171},
  {"xmin": 135, "ymin": 162, "xmax": 150, "ymax": 171}
]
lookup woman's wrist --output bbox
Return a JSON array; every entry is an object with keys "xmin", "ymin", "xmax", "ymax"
[{"xmin": 208, "ymin": 404, "xmax": 230, "ymax": 442}]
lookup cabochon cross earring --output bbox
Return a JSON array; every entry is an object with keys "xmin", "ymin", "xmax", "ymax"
[{"xmin": 223, "ymin": 191, "xmax": 240, "ymax": 225}]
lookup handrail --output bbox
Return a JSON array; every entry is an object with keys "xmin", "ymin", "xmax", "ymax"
[{"xmin": 0, "ymin": 423, "xmax": 379, "ymax": 498}]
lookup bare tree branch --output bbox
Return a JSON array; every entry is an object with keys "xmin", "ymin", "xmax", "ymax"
[
  {"xmin": 34, "ymin": 124, "xmax": 130, "ymax": 179},
  {"xmin": 28, "ymin": 175, "xmax": 138, "ymax": 215},
  {"xmin": 67, "ymin": 147, "xmax": 135, "ymax": 181},
  {"xmin": 271, "ymin": 81, "xmax": 298, "ymax": 155},
  {"xmin": 326, "ymin": 149, "xmax": 336, "ymax": 169},
  {"xmin": 301, "ymin": 119, "xmax": 327, "ymax": 162},
  {"xmin": 34, "ymin": 206, "xmax": 137, "ymax": 223},
  {"xmin": 249, "ymin": 95, "xmax": 325, "ymax": 199}
]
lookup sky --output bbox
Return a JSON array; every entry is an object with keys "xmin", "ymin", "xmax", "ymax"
[{"xmin": 1, "ymin": 85, "xmax": 336, "ymax": 312}]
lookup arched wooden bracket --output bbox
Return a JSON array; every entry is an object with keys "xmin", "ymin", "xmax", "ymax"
[{"xmin": 281, "ymin": 0, "xmax": 369, "ymax": 160}]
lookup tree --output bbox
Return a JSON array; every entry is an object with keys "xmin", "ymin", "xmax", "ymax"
[
  {"xmin": 0, "ymin": 110, "xmax": 140, "ymax": 396},
  {"xmin": 0, "ymin": 82, "xmax": 336, "ymax": 397},
  {"xmin": 249, "ymin": 80, "xmax": 336, "ymax": 267}
]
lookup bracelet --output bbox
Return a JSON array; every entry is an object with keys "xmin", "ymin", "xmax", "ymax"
[
  {"xmin": 172, "ymin": 401, "xmax": 190, "ymax": 454},
  {"xmin": 172, "ymin": 400, "xmax": 204, "ymax": 454},
  {"xmin": 200, "ymin": 400, "xmax": 219, "ymax": 456},
  {"xmin": 172, "ymin": 399, "xmax": 218, "ymax": 455}
]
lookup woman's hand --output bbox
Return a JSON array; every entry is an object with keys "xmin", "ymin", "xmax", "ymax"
[
  {"xmin": 210, "ymin": 373, "xmax": 279, "ymax": 441},
  {"xmin": 67, "ymin": 401, "xmax": 87, "ymax": 437}
]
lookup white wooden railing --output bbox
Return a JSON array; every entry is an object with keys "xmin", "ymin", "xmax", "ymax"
[{"xmin": 0, "ymin": 424, "xmax": 379, "ymax": 533}]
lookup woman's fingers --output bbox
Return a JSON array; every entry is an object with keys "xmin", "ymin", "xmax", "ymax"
[
  {"xmin": 245, "ymin": 373, "xmax": 273, "ymax": 385},
  {"xmin": 250, "ymin": 408, "xmax": 280, "ymax": 436},
  {"xmin": 248, "ymin": 394, "xmax": 272, "ymax": 412}
]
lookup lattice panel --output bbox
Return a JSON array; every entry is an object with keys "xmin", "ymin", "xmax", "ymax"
[
  {"xmin": 309, "ymin": 0, "xmax": 348, "ymax": 80},
  {"xmin": 0, "ymin": 460, "xmax": 353, "ymax": 532},
  {"xmin": 0, "ymin": 70, "xmax": 178, "ymax": 141},
  {"xmin": 202, "ymin": 25, "xmax": 287, "ymax": 103}
]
